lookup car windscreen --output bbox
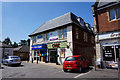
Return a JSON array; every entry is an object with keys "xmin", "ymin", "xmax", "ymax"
[
  {"xmin": 65, "ymin": 57, "xmax": 77, "ymax": 61},
  {"xmin": 11, "ymin": 57, "xmax": 19, "ymax": 59}
]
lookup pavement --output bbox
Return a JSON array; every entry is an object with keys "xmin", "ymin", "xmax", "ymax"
[{"xmin": 1, "ymin": 61, "xmax": 119, "ymax": 79}]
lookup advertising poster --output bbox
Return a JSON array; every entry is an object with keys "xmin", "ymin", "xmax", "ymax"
[{"xmin": 60, "ymin": 49, "xmax": 65, "ymax": 58}]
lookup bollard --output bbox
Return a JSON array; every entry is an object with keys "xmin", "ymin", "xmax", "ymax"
[
  {"xmin": 94, "ymin": 57, "xmax": 96, "ymax": 71},
  {"xmin": 32, "ymin": 58, "xmax": 33, "ymax": 63},
  {"xmin": 117, "ymin": 58, "xmax": 120, "ymax": 73},
  {"xmin": 37, "ymin": 57, "xmax": 38, "ymax": 64}
]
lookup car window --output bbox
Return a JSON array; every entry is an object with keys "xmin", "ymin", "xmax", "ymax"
[
  {"xmin": 5, "ymin": 57, "xmax": 9, "ymax": 59},
  {"xmin": 11, "ymin": 56, "xmax": 19, "ymax": 59},
  {"xmin": 65, "ymin": 57, "xmax": 76, "ymax": 61}
]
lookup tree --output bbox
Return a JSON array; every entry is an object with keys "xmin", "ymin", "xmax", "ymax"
[
  {"xmin": 19, "ymin": 40, "xmax": 27, "ymax": 46},
  {"xmin": 2, "ymin": 37, "xmax": 12, "ymax": 46},
  {"xmin": 12, "ymin": 42, "xmax": 18, "ymax": 48},
  {"xmin": 27, "ymin": 39, "xmax": 30, "ymax": 46}
]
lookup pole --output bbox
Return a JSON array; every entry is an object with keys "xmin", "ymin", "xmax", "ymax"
[
  {"xmin": 37, "ymin": 57, "xmax": 38, "ymax": 64},
  {"xmin": 94, "ymin": 56, "xmax": 96, "ymax": 71}
]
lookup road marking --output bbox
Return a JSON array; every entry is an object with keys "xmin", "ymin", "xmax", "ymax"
[{"xmin": 74, "ymin": 70, "xmax": 91, "ymax": 78}]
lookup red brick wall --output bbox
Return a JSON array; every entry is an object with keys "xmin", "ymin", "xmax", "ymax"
[
  {"xmin": 97, "ymin": 4, "xmax": 120, "ymax": 33},
  {"xmin": 72, "ymin": 24, "xmax": 95, "ymax": 65}
]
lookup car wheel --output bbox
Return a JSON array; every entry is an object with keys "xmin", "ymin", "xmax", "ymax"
[
  {"xmin": 6, "ymin": 62, "xmax": 9, "ymax": 66},
  {"xmin": 63, "ymin": 69, "xmax": 67, "ymax": 72},
  {"xmin": 79, "ymin": 66, "xmax": 82, "ymax": 73}
]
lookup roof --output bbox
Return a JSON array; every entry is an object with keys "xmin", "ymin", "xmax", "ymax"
[
  {"xmin": 14, "ymin": 46, "xmax": 30, "ymax": 53},
  {"xmin": 0, "ymin": 42, "xmax": 13, "ymax": 48},
  {"xmin": 93, "ymin": 0, "xmax": 120, "ymax": 10},
  {"xmin": 29, "ymin": 12, "xmax": 94, "ymax": 36}
]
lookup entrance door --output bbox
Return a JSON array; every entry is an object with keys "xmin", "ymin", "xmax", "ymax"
[
  {"xmin": 49, "ymin": 49, "xmax": 57, "ymax": 63},
  {"xmin": 115, "ymin": 45, "xmax": 120, "ymax": 61}
]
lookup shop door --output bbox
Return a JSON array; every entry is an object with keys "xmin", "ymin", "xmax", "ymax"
[
  {"xmin": 115, "ymin": 45, "xmax": 120, "ymax": 61},
  {"xmin": 49, "ymin": 50, "xmax": 57, "ymax": 63}
]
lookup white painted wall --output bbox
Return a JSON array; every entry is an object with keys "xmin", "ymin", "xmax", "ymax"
[
  {"xmin": 0, "ymin": 48, "xmax": 2, "ymax": 62},
  {"xmin": 0, "ymin": 48, "xmax": 13, "ymax": 62},
  {"xmin": 57, "ymin": 25, "xmax": 73, "ymax": 64}
]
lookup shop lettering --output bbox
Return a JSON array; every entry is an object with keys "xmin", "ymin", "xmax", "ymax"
[
  {"xmin": 110, "ymin": 33, "xmax": 120, "ymax": 37},
  {"xmin": 52, "ymin": 44, "xmax": 60, "ymax": 48}
]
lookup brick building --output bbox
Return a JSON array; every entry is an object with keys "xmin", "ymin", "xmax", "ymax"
[
  {"xmin": 92, "ymin": 0, "xmax": 120, "ymax": 67},
  {"xmin": 29, "ymin": 12, "xmax": 95, "ymax": 65}
]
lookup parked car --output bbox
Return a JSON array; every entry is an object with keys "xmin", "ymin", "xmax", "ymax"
[
  {"xmin": 63, "ymin": 55, "xmax": 89, "ymax": 72},
  {"xmin": 109, "ymin": 61, "xmax": 118, "ymax": 69},
  {"xmin": 2, "ymin": 56, "xmax": 21, "ymax": 66}
]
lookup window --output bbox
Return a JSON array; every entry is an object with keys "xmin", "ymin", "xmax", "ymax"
[
  {"xmin": 84, "ymin": 32, "xmax": 87, "ymax": 42},
  {"xmin": 44, "ymin": 34, "xmax": 46, "ymax": 41},
  {"xmin": 76, "ymin": 28, "xmax": 79, "ymax": 39},
  {"xmin": 47, "ymin": 33, "xmax": 49, "ymax": 41},
  {"xmin": 65, "ymin": 57, "xmax": 76, "ymax": 61},
  {"xmin": 91, "ymin": 36, "xmax": 94, "ymax": 44},
  {"xmin": 116, "ymin": 8, "xmax": 120, "ymax": 19},
  {"xmin": 109, "ymin": 7, "xmax": 120, "ymax": 21},
  {"xmin": 33, "ymin": 36, "xmax": 37, "ymax": 43},
  {"xmin": 59, "ymin": 29, "xmax": 63, "ymax": 39},
  {"xmin": 63, "ymin": 28, "xmax": 67, "ymax": 38},
  {"xmin": 109, "ymin": 9, "xmax": 115, "ymax": 20}
]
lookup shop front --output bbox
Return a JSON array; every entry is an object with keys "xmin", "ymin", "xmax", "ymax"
[
  {"xmin": 98, "ymin": 31, "xmax": 120, "ymax": 67},
  {"xmin": 32, "ymin": 44, "xmax": 47, "ymax": 62},
  {"xmin": 47, "ymin": 41, "xmax": 67, "ymax": 64}
]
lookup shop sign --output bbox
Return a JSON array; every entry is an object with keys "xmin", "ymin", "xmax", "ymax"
[
  {"xmin": 32, "ymin": 44, "xmax": 46, "ymax": 50},
  {"xmin": 99, "ymin": 32, "xmax": 120, "ymax": 40},
  {"xmin": 49, "ymin": 31, "xmax": 58, "ymax": 41},
  {"xmin": 105, "ymin": 53, "xmax": 112, "ymax": 57},
  {"xmin": 47, "ymin": 42, "xmax": 67, "ymax": 49}
]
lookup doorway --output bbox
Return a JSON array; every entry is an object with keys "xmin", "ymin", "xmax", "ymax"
[{"xmin": 48, "ymin": 49, "xmax": 57, "ymax": 63}]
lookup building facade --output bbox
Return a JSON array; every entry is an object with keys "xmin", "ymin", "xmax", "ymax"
[
  {"xmin": 13, "ymin": 46, "xmax": 30, "ymax": 61},
  {"xmin": 0, "ymin": 42, "xmax": 13, "ymax": 61},
  {"xmin": 29, "ymin": 12, "xmax": 95, "ymax": 65},
  {"xmin": 92, "ymin": 0, "xmax": 120, "ymax": 67}
]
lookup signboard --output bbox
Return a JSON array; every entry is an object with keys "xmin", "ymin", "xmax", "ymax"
[
  {"xmin": 32, "ymin": 44, "xmax": 47, "ymax": 50},
  {"xmin": 99, "ymin": 32, "xmax": 120, "ymax": 40},
  {"xmin": 47, "ymin": 42, "xmax": 67, "ymax": 49},
  {"xmin": 49, "ymin": 31, "xmax": 58, "ymax": 41}
]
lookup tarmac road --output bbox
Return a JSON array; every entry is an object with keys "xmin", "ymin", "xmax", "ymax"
[{"xmin": 1, "ymin": 61, "xmax": 118, "ymax": 79}]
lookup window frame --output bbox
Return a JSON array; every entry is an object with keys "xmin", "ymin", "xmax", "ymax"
[{"xmin": 109, "ymin": 7, "xmax": 120, "ymax": 21}]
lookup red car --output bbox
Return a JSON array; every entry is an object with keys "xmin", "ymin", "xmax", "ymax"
[{"xmin": 63, "ymin": 55, "xmax": 89, "ymax": 72}]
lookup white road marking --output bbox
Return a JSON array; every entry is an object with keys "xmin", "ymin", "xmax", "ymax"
[{"xmin": 74, "ymin": 70, "xmax": 91, "ymax": 78}]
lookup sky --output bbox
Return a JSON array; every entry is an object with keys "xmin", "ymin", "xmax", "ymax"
[{"xmin": 2, "ymin": 2, "xmax": 95, "ymax": 43}]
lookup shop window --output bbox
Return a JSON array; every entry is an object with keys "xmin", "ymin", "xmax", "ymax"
[
  {"xmin": 47, "ymin": 33, "xmax": 49, "ymax": 41},
  {"xmin": 59, "ymin": 29, "xmax": 63, "ymax": 39},
  {"xmin": 63, "ymin": 28, "xmax": 67, "ymax": 38},
  {"xmin": 109, "ymin": 7, "xmax": 120, "ymax": 21}
]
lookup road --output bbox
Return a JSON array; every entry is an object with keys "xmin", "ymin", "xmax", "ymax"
[{"xmin": 1, "ymin": 61, "xmax": 118, "ymax": 79}]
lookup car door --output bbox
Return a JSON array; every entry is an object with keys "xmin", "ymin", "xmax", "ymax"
[
  {"xmin": 78, "ymin": 57, "xmax": 83, "ymax": 67},
  {"xmin": 3, "ymin": 57, "xmax": 9, "ymax": 64}
]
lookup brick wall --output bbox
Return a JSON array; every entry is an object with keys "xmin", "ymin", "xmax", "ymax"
[
  {"xmin": 72, "ymin": 24, "xmax": 96, "ymax": 65},
  {"xmin": 97, "ymin": 4, "xmax": 120, "ymax": 33}
]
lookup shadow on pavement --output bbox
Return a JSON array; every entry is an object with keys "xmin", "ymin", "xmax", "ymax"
[{"xmin": 65, "ymin": 66, "xmax": 93, "ymax": 74}]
